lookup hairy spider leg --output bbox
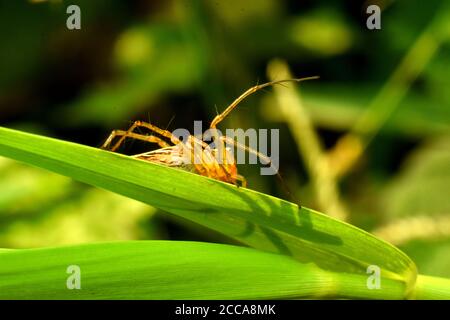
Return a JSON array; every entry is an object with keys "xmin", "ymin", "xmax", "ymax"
[
  {"xmin": 221, "ymin": 135, "xmax": 299, "ymax": 202},
  {"xmin": 209, "ymin": 77, "xmax": 319, "ymax": 129},
  {"xmin": 103, "ymin": 120, "xmax": 181, "ymax": 152},
  {"xmin": 101, "ymin": 130, "xmax": 171, "ymax": 151},
  {"xmin": 218, "ymin": 135, "xmax": 284, "ymax": 190},
  {"xmin": 186, "ymin": 135, "xmax": 211, "ymax": 177},
  {"xmin": 219, "ymin": 135, "xmax": 272, "ymax": 165}
]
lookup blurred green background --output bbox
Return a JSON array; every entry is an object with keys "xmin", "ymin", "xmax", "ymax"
[{"xmin": 0, "ymin": 0, "xmax": 449, "ymax": 278}]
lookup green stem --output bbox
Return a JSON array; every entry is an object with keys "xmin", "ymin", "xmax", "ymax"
[
  {"xmin": 330, "ymin": 272, "xmax": 407, "ymax": 300},
  {"xmin": 411, "ymin": 275, "xmax": 450, "ymax": 300},
  {"xmin": 308, "ymin": 273, "xmax": 450, "ymax": 300}
]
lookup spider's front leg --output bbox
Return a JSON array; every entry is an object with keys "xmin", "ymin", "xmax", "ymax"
[
  {"xmin": 101, "ymin": 130, "xmax": 121, "ymax": 150},
  {"xmin": 102, "ymin": 129, "xmax": 171, "ymax": 151},
  {"xmin": 102, "ymin": 120, "xmax": 180, "ymax": 152}
]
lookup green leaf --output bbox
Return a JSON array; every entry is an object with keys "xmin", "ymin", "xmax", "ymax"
[
  {"xmin": 0, "ymin": 241, "xmax": 407, "ymax": 299},
  {"xmin": 0, "ymin": 126, "xmax": 417, "ymax": 293}
]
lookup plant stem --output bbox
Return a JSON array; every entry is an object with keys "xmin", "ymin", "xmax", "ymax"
[{"xmin": 411, "ymin": 275, "xmax": 450, "ymax": 300}]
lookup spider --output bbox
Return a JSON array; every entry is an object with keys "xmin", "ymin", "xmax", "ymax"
[{"xmin": 101, "ymin": 77, "xmax": 318, "ymax": 188}]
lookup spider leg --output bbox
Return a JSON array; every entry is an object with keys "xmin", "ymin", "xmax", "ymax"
[
  {"xmin": 210, "ymin": 77, "xmax": 319, "ymax": 129},
  {"xmin": 187, "ymin": 135, "xmax": 238, "ymax": 184},
  {"xmin": 206, "ymin": 135, "xmax": 240, "ymax": 182},
  {"xmin": 221, "ymin": 136, "xmax": 299, "ymax": 202},
  {"xmin": 102, "ymin": 130, "xmax": 119, "ymax": 150},
  {"xmin": 104, "ymin": 120, "xmax": 181, "ymax": 152},
  {"xmin": 220, "ymin": 135, "xmax": 277, "ymax": 187},
  {"xmin": 102, "ymin": 130, "xmax": 171, "ymax": 151},
  {"xmin": 183, "ymin": 135, "xmax": 212, "ymax": 177},
  {"xmin": 132, "ymin": 120, "xmax": 181, "ymax": 144},
  {"xmin": 235, "ymin": 174, "xmax": 247, "ymax": 188},
  {"xmin": 219, "ymin": 135, "xmax": 272, "ymax": 166}
]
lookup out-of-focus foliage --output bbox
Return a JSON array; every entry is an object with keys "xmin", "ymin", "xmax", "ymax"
[
  {"xmin": 382, "ymin": 137, "xmax": 450, "ymax": 219},
  {"xmin": 400, "ymin": 239, "xmax": 450, "ymax": 278},
  {"xmin": 0, "ymin": 158, "xmax": 160, "ymax": 248},
  {"xmin": 0, "ymin": 0, "xmax": 449, "ymax": 279}
]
